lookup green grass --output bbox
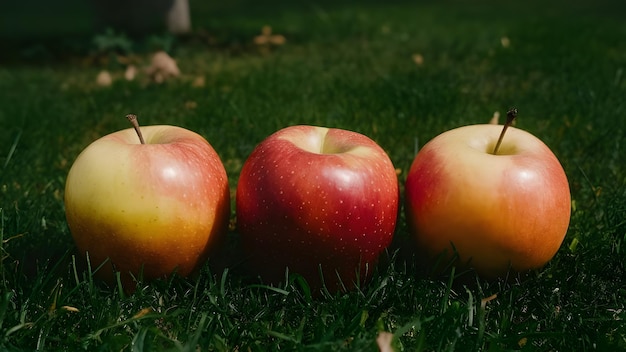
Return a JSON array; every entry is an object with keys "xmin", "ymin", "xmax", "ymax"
[{"xmin": 1, "ymin": 0, "xmax": 625, "ymax": 350}]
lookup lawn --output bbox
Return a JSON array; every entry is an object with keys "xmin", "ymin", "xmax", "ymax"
[{"xmin": 1, "ymin": 0, "xmax": 625, "ymax": 350}]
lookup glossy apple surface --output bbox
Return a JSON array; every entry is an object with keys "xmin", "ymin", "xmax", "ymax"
[
  {"xmin": 65, "ymin": 125, "xmax": 230, "ymax": 288},
  {"xmin": 236, "ymin": 125, "xmax": 399, "ymax": 292},
  {"xmin": 405, "ymin": 124, "xmax": 571, "ymax": 278}
]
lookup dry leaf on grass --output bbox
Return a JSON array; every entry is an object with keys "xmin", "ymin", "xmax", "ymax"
[
  {"xmin": 192, "ymin": 75, "xmax": 206, "ymax": 87},
  {"xmin": 61, "ymin": 306, "xmax": 79, "ymax": 313},
  {"xmin": 254, "ymin": 25, "xmax": 286, "ymax": 46},
  {"xmin": 96, "ymin": 70, "xmax": 113, "ymax": 86},
  {"xmin": 489, "ymin": 110, "xmax": 517, "ymax": 126},
  {"xmin": 501, "ymin": 36, "xmax": 511, "ymax": 48},
  {"xmin": 146, "ymin": 51, "xmax": 181, "ymax": 83},
  {"xmin": 132, "ymin": 307, "xmax": 153, "ymax": 319},
  {"xmin": 412, "ymin": 53, "xmax": 424, "ymax": 66},
  {"xmin": 376, "ymin": 332, "xmax": 395, "ymax": 352},
  {"xmin": 481, "ymin": 293, "xmax": 498, "ymax": 308},
  {"xmin": 124, "ymin": 65, "xmax": 138, "ymax": 81},
  {"xmin": 489, "ymin": 111, "xmax": 500, "ymax": 124}
]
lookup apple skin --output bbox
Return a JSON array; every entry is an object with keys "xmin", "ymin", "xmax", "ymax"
[
  {"xmin": 405, "ymin": 124, "xmax": 571, "ymax": 278},
  {"xmin": 236, "ymin": 125, "xmax": 399, "ymax": 292},
  {"xmin": 65, "ymin": 125, "xmax": 230, "ymax": 288}
]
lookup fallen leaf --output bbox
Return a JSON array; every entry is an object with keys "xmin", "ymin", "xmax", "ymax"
[
  {"xmin": 489, "ymin": 111, "xmax": 500, "ymax": 124},
  {"xmin": 61, "ymin": 306, "xmax": 79, "ymax": 313},
  {"xmin": 518, "ymin": 337, "xmax": 528, "ymax": 348},
  {"xmin": 125, "ymin": 65, "xmax": 137, "ymax": 81},
  {"xmin": 412, "ymin": 53, "xmax": 424, "ymax": 66},
  {"xmin": 132, "ymin": 307, "xmax": 153, "ymax": 319},
  {"xmin": 192, "ymin": 75, "xmax": 206, "ymax": 87},
  {"xmin": 153, "ymin": 72, "xmax": 164, "ymax": 84},
  {"xmin": 481, "ymin": 293, "xmax": 498, "ymax": 310},
  {"xmin": 376, "ymin": 332, "xmax": 394, "ymax": 352},
  {"xmin": 254, "ymin": 25, "xmax": 286, "ymax": 46},
  {"xmin": 501, "ymin": 36, "xmax": 511, "ymax": 48},
  {"xmin": 146, "ymin": 51, "xmax": 180, "ymax": 82},
  {"xmin": 96, "ymin": 70, "xmax": 113, "ymax": 86}
]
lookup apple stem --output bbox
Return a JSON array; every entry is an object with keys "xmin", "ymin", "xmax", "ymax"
[
  {"xmin": 126, "ymin": 114, "xmax": 145, "ymax": 144},
  {"xmin": 492, "ymin": 108, "xmax": 518, "ymax": 155}
]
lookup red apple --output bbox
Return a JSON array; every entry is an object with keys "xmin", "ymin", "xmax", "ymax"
[
  {"xmin": 236, "ymin": 125, "xmax": 399, "ymax": 292},
  {"xmin": 405, "ymin": 119, "xmax": 571, "ymax": 278},
  {"xmin": 65, "ymin": 117, "xmax": 230, "ymax": 289}
]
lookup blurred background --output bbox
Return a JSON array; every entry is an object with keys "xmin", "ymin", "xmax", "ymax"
[{"xmin": 0, "ymin": 0, "xmax": 192, "ymax": 62}]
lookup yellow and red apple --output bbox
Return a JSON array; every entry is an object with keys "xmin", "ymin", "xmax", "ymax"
[
  {"xmin": 236, "ymin": 125, "xmax": 399, "ymax": 292},
  {"xmin": 405, "ymin": 121, "xmax": 571, "ymax": 278},
  {"xmin": 65, "ymin": 120, "xmax": 230, "ymax": 288}
]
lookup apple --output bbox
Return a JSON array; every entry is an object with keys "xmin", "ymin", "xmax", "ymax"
[
  {"xmin": 236, "ymin": 125, "xmax": 399, "ymax": 292},
  {"xmin": 65, "ymin": 115, "xmax": 230, "ymax": 289},
  {"xmin": 405, "ymin": 110, "xmax": 571, "ymax": 278}
]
